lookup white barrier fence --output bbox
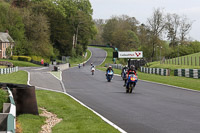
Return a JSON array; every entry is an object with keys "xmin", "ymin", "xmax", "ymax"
[{"xmin": 0, "ymin": 67, "xmax": 18, "ymax": 74}]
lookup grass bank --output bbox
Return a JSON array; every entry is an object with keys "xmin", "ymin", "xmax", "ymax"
[
  {"xmin": 0, "ymin": 59, "xmax": 40, "ymax": 67},
  {"xmin": 18, "ymin": 88, "xmax": 119, "ymax": 133},
  {"xmin": 70, "ymin": 49, "xmax": 91, "ymax": 67},
  {"xmin": 0, "ymin": 88, "xmax": 9, "ymax": 112}
]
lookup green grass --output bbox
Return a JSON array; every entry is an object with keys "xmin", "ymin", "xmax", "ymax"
[
  {"xmin": 0, "ymin": 70, "xmax": 28, "ymax": 113},
  {"xmin": 149, "ymin": 52, "xmax": 200, "ymax": 70},
  {"xmin": 0, "ymin": 66, "xmax": 7, "ymax": 68},
  {"xmin": 0, "ymin": 59, "xmax": 40, "ymax": 67},
  {"xmin": 0, "ymin": 71, "xmax": 28, "ymax": 84},
  {"xmin": 50, "ymin": 71, "xmax": 61, "ymax": 80},
  {"xmin": 17, "ymin": 114, "xmax": 45, "ymax": 133},
  {"xmin": 18, "ymin": 90, "xmax": 120, "ymax": 133},
  {"xmin": 0, "ymin": 88, "xmax": 9, "ymax": 112},
  {"xmin": 70, "ymin": 49, "xmax": 91, "ymax": 67}
]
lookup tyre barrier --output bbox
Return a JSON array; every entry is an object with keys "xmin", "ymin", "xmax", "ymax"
[
  {"xmin": 105, "ymin": 63, "xmax": 123, "ymax": 70},
  {"xmin": 0, "ymin": 87, "xmax": 16, "ymax": 133},
  {"xmin": 0, "ymin": 67, "xmax": 18, "ymax": 75},
  {"xmin": 174, "ymin": 69, "xmax": 200, "ymax": 79},
  {"xmin": 140, "ymin": 67, "xmax": 170, "ymax": 76}
]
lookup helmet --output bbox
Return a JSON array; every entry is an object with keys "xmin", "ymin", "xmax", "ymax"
[
  {"xmin": 109, "ymin": 66, "xmax": 112, "ymax": 68},
  {"xmin": 130, "ymin": 65, "xmax": 135, "ymax": 70},
  {"xmin": 91, "ymin": 63, "xmax": 93, "ymax": 66}
]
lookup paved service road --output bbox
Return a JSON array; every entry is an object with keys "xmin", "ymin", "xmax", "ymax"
[
  {"xmin": 20, "ymin": 66, "xmax": 63, "ymax": 92},
  {"xmin": 63, "ymin": 47, "xmax": 200, "ymax": 133}
]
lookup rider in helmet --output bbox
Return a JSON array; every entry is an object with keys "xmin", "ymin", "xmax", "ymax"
[
  {"xmin": 124, "ymin": 65, "xmax": 136, "ymax": 86},
  {"xmin": 106, "ymin": 66, "xmax": 114, "ymax": 76}
]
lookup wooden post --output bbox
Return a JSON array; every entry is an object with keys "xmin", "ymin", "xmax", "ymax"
[
  {"xmin": 191, "ymin": 56, "xmax": 192, "ymax": 66},
  {"xmin": 199, "ymin": 56, "xmax": 200, "ymax": 66},
  {"xmin": 195, "ymin": 56, "xmax": 197, "ymax": 66},
  {"xmin": 187, "ymin": 56, "xmax": 189, "ymax": 65},
  {"xmin": 181, "ymin": 56, "xmax": 182, "ymax": 65},
  {"xmin": 184, "ymin": 57, "xmax": 185, "ymax": 65},
  {"xmin": 175, "ymin": 57, "xmax": 176, "ymax": 65},
  {"xmin": 178, "ymin": 57, "xmax": 179, "ymax": 65}
]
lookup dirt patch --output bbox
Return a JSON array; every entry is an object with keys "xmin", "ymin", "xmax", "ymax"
[{"xmin": 39, "ymin": 107, "xmax": 62, "ymax": 133}]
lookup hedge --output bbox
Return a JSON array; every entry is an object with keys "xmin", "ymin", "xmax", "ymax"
[{"xmin": 18, "ymin": 56, "xmax": 32, "ymax": 62}]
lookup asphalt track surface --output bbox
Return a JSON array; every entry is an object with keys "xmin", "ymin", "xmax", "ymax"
[{"xmin": 62, "ymin": 47, "xmax": 200, "ymax": 133}]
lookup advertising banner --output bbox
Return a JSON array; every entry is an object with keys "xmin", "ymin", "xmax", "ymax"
[{"xmin": 118, "ymin": 51, "xmax": 143, "ymax": 58}]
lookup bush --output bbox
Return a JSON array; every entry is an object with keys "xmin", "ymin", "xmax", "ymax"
[
  {"xmin": 31, "ymin": 56, "xmax": 50, "ymax": 63},
  {"xmin": 11, "ymin": 56, "xmax": 19, "ymax": 60},
  {"xmin": 18, "ymin": 56, "xmax": 32, "ymax": 62},
  {"xmin": 0, "ymin": 89, "xmax": 8, "ymax": 112}
]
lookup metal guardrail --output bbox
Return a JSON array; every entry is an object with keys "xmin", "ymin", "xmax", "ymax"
[
  {"xmin": 0, "ymin": 67, "xmax": 18, "ymax": 75},
  {"xmin": 0, "ymin": 87, "xmax": 16, "ymax": 133},
  {"xmin": 140, "ymin": 67, "xmax": 170, "ymax": 76}
]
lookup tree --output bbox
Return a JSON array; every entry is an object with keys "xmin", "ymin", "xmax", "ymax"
[
  {"xmin": 147, "ymin": 8, "xmax": 166, "ymax": 61},
  {"xmin": 166, "ymin": 13, "xmax": 180, "ymax": 47},
  {"xmin": 179, "ymin": 16, "xmax": 193, "ymax": 44}
]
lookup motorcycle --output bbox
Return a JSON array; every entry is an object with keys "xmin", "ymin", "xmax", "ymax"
[
  {"xmin": 91, "ymin": 67, "xmax": 95, "ymax": 75},
  {"xmin": 126, "ymin": 74, "xmax": 138, "ymax": 93},
  {"xmin": 106, "ymin": 70, "xmax": 114, "ymax": 82}
]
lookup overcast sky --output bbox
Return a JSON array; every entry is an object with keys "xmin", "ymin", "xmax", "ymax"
[{"xmin": 90, "ymin": 0, "xmax": 200, "ymax": 41}]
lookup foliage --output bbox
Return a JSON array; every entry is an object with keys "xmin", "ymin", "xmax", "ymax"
[
  {"xmin": 31, "ymin": 56, "xmax": 50, "ymax": 63},
  {"xmin": 0, "ymin": 88, "xmax": 8, "ymax": 112},
  {"xmin": 6, "ymin": 46, "xmax": 12, "ymax": 58},
  {"xmin": 11, "ymin": 56, "xmax": 18, "ymax": 60},
  {"xmin": 18, "ymin": 56, "xmax": 31, "ymax": 62},
  {"xmin": 0, "ymin": 1, "xmax": 27, "ymax": 55}
]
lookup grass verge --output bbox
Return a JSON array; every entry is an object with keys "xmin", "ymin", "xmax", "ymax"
[
  {"xmin": 70, "ymin": 49, "xmax": 91, "ymax": 67},
  {"xmin": 0, "ymin": 71, "xmax": 28, "ymax": 84},
  {"xmin": 0, "ymin": 59, "xmax": 40, "ymax": 67},
  {"xmin": 18, "ymin": 90, "xmax": 120, "ymax": 133}
]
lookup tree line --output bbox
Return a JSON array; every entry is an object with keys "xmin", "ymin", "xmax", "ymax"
[
  {"xmin": 0, "ymin": 0, "xmax": 95, "ymax": 59},
  {"xmin": 91, "ymin": 8, "xmax": 200, "ymax": 62}
]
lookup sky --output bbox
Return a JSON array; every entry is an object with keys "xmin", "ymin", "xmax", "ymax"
[{"xmin": 90, "ymin": 0, "xmax": 200, "ymax": 41}]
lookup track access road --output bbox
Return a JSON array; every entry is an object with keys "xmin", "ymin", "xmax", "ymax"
[{"xmin": 62, "ymin": 47, "xmax": 200, "ymax": 133}]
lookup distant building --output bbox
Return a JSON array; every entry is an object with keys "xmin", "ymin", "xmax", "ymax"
[{"xmin": 0, "ymin": 32, "xmax": 14, "ymax": 58}]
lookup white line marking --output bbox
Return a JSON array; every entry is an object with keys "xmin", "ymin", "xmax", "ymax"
[
  {"xmin": 114, "ymin": 73, "xmax": 200, "ymax": 93},
  {"xmin": 35, "ymin": 86, "xmax": 127, "ymax": 133},
  {"xmin": 25, "ymin": 70, "xmax": 31, "ymax": 85},
  {"xmin": 99, "ymin": 49, "xmax": 107, "ymax": 66},
  {"xmin": 33, "ymin": 67, "xmax": 47, "ymax": 71}
]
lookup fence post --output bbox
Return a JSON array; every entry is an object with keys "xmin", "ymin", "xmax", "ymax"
[
  {"xmin": 184, "ymin": 57, "xmax": 185, "ymax": 65},
  {"xmin": 175, "ymin": 57, "xmax": 176, "ymax": 65},
  {"xmin": 178, "ymin": 57, "xmax": 179, "ymax": 65},
  {"xmin": 187, "ymin": 56, "xmax": 189, "ymax": 65},
  {"xmin": 181, "ymin": 56, "xmax": 182, "ymax": 65},
  {"xmin": 191, "ymin": 56, "xmax": 193, "ymax": 66},
  {"xmin": 195, "ymin": 56, "xmax": 197, "ymax": 66}
]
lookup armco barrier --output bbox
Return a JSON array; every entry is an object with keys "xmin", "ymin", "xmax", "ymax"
[
  {"xmin": 0, "ymin": 67, "xmax": 18, "ymax": 75},
  {"xmin": 140, "ymin": 67, "xmax": 170, "ymax": 76},
  {"xmin": 174, "ymin": 69, "xmax": 200, "ymax": 79},
  {"xmin": 0, "ymin": 87, "xmax": 16, "ymax": 133}
]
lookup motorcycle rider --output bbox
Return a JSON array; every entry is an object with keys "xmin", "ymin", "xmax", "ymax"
[
  {"xmin": 106, "ymin": 66, "xmax": 114, "ymax": 77},
  {"xmin": 124, "ymin": 65, "xmax": 136, "ymax": 86},
  {"xmin": 122, "ymin": 65, "xmax": 129, "ymax": 78}
]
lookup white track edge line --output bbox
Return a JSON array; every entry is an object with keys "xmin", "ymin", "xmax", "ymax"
[
  {"xmin": 114, "ymin": 73, "xmax": 200, "ymax": 93},
  {"xmin": 35, "ymin": 86, "xmax": 127, "ymax": 133}
]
